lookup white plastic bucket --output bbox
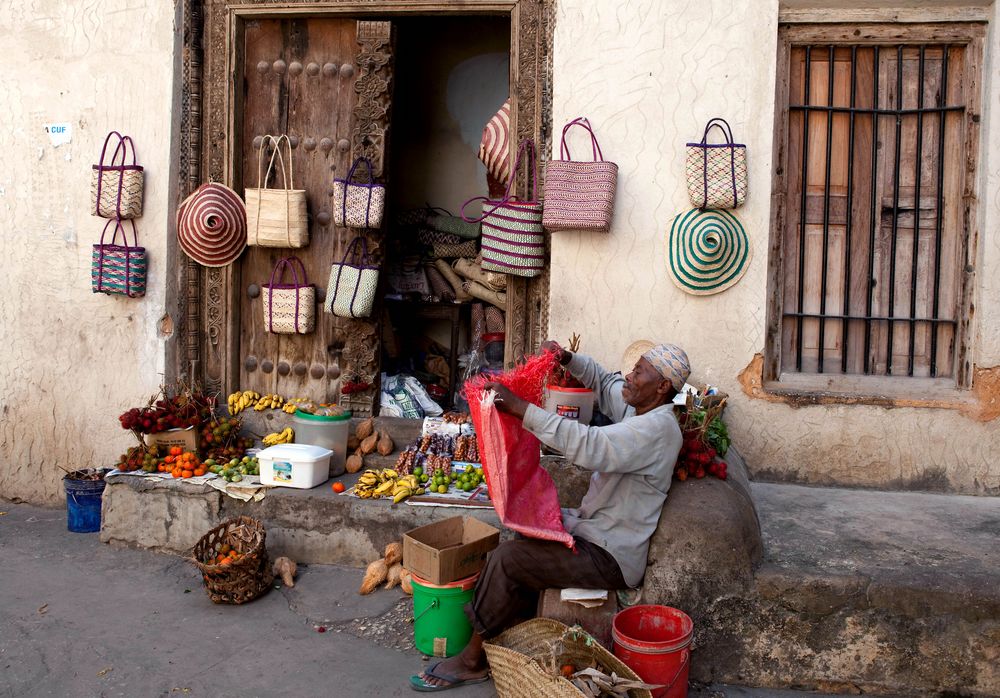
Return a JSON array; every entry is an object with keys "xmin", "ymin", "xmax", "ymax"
[
  {"xmin": 543, "ymin": 385, "xmax": 595, "ymax": 425},
  {"xmin": 291, "ymin": 410, "xmax": 351, "ymax": 477}
]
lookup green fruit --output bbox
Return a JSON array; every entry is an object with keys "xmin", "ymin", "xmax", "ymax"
[
  {"xmin": 437, "ymin": 484, "xmax": 447, "ymax": 494},
  {"xmin": 413, "ymin": 467, "xmax": 423, "ymax": 476},
  {"xmin": 230, "ymin": 474, "xmax": 242, "ymax": 483}
]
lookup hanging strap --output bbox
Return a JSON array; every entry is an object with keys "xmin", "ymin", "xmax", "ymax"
[
  {"xmin": 95, "ymin": 218, "xmax": 139, "ymax": 295},
  {"xmin": 559, "ymin": 117, "xmax": 604, "ymax": 162},
  {"xmin": 340, "ymin": 157, "xmax": 377, "ymax": 229},
  {"xmin": 266, "ymin": 255, "xmax": 308, "ymax": 333},
  {"xmin": 461, "ymin": 138, "xmax": 537, "ymax": 223},
  {"xmin": 253, "ymin": 134, "xmax": 294, "ymax": 246}
]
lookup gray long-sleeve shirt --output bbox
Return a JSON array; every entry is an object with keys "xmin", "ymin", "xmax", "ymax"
[{"xmin": 521, "ymin": 353, "xmax": 681, "ymax": 587}]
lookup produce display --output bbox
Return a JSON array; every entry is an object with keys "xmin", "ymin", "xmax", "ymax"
[
  {"xmin": 675, "ymin": 389, "xmax": 730, "ymax": 481},
  {"xmin": 205, "ymin": 455, "xmax": 260, "ymax": 482},
  {"xmin": 262, "ymin": 427, "xmax": 294, "ymax": 446},
  {"xmin": 118, "ymin": 386, "xmax": 213, "ymax": 434},
  {"xmin": 161, "ymin": 447, "xmax": 205, "ymax": 478},
  {"xmin": 200, "ymin": 415, "xmax": 253, "ymax": 463},
  {"xmin": 116, "ymin": 443, "xmax": 161, "ymax": 473},
  {"xmin": 353, "ymin": 468, "xmax": 426, "ymax": 503}
]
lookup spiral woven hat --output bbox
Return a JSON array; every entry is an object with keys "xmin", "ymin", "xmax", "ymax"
[
  {"xmin": 666, "ymin": 208, "xmax": 751, "ymax": 295},
  {"xmin": 177, "ymin": 183, "xmax": 247, "ymax": 267}
]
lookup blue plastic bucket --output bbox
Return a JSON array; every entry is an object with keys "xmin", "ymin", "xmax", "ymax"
[{"xmin": 64, "ymin": 475, "xmax": 107, "ymax": 533}]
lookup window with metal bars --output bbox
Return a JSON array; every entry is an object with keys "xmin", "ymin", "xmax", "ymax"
[{"xmin": 768, "ymin": 24, "xmax": 983, "ymax": 390}]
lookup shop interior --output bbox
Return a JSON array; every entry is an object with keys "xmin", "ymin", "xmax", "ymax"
[{"xmin": 379, "ymin": 16, "xmax": 511, "ymax": 415}]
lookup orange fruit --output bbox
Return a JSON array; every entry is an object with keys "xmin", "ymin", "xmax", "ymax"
[
  {"xmin": 193, "ymin": 468, "xmax": 206, "ymax": 477},
  {"xmin": 332, "ymin": 482, "xmax": 346, "ymax": 494},
  {"xmin": 182, "ymin": 470, "xmax": 193, "ymax": 478},
  {"xmin": 170, "ymin": 446, "xmax": 183, "ymax": 456}
]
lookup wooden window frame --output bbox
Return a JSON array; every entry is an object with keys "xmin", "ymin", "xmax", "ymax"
[{"xmin": 764, "ymin": 20, "xmax": 985, "ymax": 402}]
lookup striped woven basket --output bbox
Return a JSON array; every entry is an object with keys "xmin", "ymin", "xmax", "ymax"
[
  {"xmin": 483, "ymin": 618, "xmax": 652, "ymax": 698},
  {"xmin": 543, "ymin": 118, "xmax": 617, "ymax": 233},
  {"xmin": 91, "ymin": 219, "xmax": 147, "ymax": 298},
  {"xmin": 463, "ymin": 138, "xmax": 545, "ymax": 278}
]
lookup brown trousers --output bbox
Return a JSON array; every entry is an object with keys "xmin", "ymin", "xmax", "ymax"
[{"xmin": 467, "ymin": 537, "xmax": 627, "ymax": 639}]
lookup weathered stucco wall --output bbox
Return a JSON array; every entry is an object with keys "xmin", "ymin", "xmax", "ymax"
[
  {"xmin": 551, "ymin": 0, "xmax": 1000, "ymax": 494},
  {"xmin": 0, "ymin": 3, "xmax": 176, "ymax": 504}
]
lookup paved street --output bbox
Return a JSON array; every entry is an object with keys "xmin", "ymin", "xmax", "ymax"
[{"xmin": 0, "ymin": 501, "xmax": 858, "ymax": 698}]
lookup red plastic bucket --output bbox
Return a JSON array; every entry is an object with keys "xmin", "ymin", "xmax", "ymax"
[{"xmin": 612, "ymin": 605, "xmax": 693, "ymax": 698}]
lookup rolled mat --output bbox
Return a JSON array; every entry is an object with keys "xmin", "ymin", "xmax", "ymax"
[
  {"xmin": 453, "ymin": 257, "xmax": 506, "ymax": 292},
  {"xmin": 464, "ymin": 280, "xmax": 506, "ymax": 308},
  {"xmin": 434, "ymin": 259, "xmax": 472, "ymax": 301}
]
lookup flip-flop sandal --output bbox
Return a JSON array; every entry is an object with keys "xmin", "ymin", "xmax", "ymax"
[{"xmin": 409, "ymin": 661, "xmax": 490, "ymax": 693}]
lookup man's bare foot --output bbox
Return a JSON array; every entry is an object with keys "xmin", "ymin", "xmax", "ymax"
[{"xmin": 412, "ymin": 633, "xmax": 489, "ymax": 690}]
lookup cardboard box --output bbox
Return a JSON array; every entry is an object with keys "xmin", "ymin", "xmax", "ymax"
[
  {"xmin": 403, "ymin": 516, "xmax": 500, "ymax": 585},
  {"xmin": 144, "ymin": 426, "xmax": 199, "ymax": 454}
]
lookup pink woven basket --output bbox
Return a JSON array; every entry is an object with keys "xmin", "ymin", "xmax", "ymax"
[{"xmin": 543, "ymin": 118, "xmax": 617, "ymax": 233}]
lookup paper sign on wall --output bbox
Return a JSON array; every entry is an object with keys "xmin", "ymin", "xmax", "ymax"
[{"xmin": 44, "ymin": 123, "xmax": 72, "ymax": 147}]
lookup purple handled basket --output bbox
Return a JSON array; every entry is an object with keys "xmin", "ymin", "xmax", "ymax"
[
  {"xmin": 91, "ymin": 218, "xmax": 147, "ymax": 298},
  {"xmin": 333, "ymin": 157, "xmax": 386, "ymax": 229},
  {"xmin": 462, "ymin": 138, "xmax": 545, "ymax": 278},
  {"xmin": 91, "ymin": 131, "xmax": 144, "ymax": 219},
  {"xmin": 262, "ymin": 256, "xmax": 315, "ymax": 334},
  {"xmin": 543, "ymin": 117, "xmax": 618, "ymax": 233},
  {"xmin": 685, "ymin": 117, "xmax": 747, "ymax": 209}
]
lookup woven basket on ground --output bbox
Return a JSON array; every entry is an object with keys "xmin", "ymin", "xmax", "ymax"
[
  {"xmin": 190, "ymin": 516, "xmax": 273, "ymax": 605},
  {"xmin": 484, "ymin": 618, "xmax": 653, "ymax": 698}
]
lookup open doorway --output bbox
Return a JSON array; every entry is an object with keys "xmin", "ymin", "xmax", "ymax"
[{"xmin": 380, "ymin": 16, "xmax": 511, "ymax": 415}]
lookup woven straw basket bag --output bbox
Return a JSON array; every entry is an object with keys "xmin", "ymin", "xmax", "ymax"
[
  {"xmin": 246, "ymin": 135, "xmax": 309, "ymax": 248},
  {"xmin": 91, "ymin": 131, "xmax": 144, "ymax": 219},
  {"xmin": 685, "ymin": 118, "xmax": 747, "ymax": 210},
  {"xmin": 190, "ymin": 516, "xmax": 273, "ymax": 605},
  {"xmin": 262, "ymin": 256, "xmax": 316, "ymax": 334},
  {"xmin": 543, "ymin": 117, "xmax": 618, "ymax": 232},
  {"xmin": 484, "ymin": 618, "xmax": 653, "ymax": 698}
]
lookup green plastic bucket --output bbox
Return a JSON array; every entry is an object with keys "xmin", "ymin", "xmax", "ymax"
[{"xmin": 411, "ymin": 573, "xmax": 478, "ymax": 657}]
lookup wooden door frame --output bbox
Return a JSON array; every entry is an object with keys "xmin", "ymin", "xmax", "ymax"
[{"xmin": 170, "ymin": 0, "xmax": 552, "ymax": 401}]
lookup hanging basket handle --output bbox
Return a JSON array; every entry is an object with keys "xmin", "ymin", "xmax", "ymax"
[
  {"xmin": 559, "ymin": 117, "xmax": 604, "ymax": 162},
  {"xmin": 461, "ymin": 138, "xmax": 537, "ymax": 223},
  {"xmin": 700, "ymin": 117, "xmax": 736, "ymax": 145}
]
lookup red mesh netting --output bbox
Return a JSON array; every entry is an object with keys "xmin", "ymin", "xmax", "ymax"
[{"xmin": 465, "ymin": 351, "xmax": 574, "ymax": 547}]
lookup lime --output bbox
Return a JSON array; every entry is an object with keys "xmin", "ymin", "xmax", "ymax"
[
  {"xmin": 419, "ymin": 474, "xmax": 428, "ymax": 483},
  {"xmin": 413, "ymin": 467, "xmax": 423, "ymax": 476},
  {"xmin": 437, "ymin": 484, "xmax": 447, "ymax": 494}
]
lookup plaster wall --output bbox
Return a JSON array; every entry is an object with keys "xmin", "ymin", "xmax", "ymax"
[
  {"xmin": 0, "ymin": 2, "xmax": 176, "ymax": 504},
  {"xmin": 550, "ymin": 0, "xmax": 1000, "ymax": 493}
]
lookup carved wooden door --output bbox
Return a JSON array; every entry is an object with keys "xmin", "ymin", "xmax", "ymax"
[{"xmin": 237, "ymin": 19, "xmax": 392, "ymax": 415}]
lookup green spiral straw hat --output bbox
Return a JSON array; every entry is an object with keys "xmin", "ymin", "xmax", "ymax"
[{"xmin": 667, "ymin": 208, "xmax": 751, "ymax": 295}]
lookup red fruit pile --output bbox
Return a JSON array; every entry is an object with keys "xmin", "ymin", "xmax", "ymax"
[
  {"xmin": 676, "ymin": 430, "xmax": 727, "ymax": 481},
  {"xmin": 119, "ymin": 387, "xmax": 215, "ymax": 435}
]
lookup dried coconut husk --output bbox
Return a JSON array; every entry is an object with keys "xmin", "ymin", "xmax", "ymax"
[
  {"xmin": 355, "ymin": 417, "xmax": 375, "ymax": 441},
  {"xmin": 359, "ymin": 558, "xmax": 388, "ymax": 595},
  {"xmin": 376, "ymin": 430, "xmax": 394, "ymax": 456},
  {"xmin": 346, "ymin": 454, "xmax": 364, "ymax": 474},
  {"xmin": 384, "ymin": 562, "xmax": 402, "ymax": 589},
  {"xmin": 384, "ymin": 541, "xmax": 402, "ymax": 567}
]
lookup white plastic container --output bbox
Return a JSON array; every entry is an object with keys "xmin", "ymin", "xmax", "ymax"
[
  {"xmin": 543, "ymin": 385, "xmax": 595, "ymax": 425},
  {"xmin": 291, "ymin": 409, "xmax": 352, "ymax": 477},
  {"xmin": 257, "ymin": 443, "xmax": 333, "ymax": 489}
]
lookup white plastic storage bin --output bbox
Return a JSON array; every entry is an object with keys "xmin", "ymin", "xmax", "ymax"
[{"xmin": 257, "ymin": 443, "xmax": 333, "ymax": 489}]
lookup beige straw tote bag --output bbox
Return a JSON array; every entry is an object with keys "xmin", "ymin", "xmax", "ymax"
[{"xmin": 245, "ymin": 135, "xmax": 309, "ymax": 248}]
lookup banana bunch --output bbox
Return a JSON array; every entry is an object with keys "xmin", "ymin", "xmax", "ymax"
[
  {"xmin": 354, "ymin": 468, "xmax": 424, "ymax": 503},
  {"xmin": 282, "ymin": 397, "xmax": 307, "ymax": 415},
  {"xmin": 228, "ymin": 390, "xmax": 261, "ymax": 415},
  {"xmin": 254, "ymin": 393, "xmax": 285, "ymax": 412},
  {"xmin": 263, "ymin": 427, "xmax": 294, "ymax": 446}
]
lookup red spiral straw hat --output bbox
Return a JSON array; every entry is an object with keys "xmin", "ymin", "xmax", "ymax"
[{"xmin": 177, "ymin": 183, "xmax": 247, "ymax": 267}]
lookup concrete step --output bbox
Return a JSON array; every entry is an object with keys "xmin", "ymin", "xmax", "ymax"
[{"xmin": 695, "ymin": 483, "xmax": 1000, "ymax": 696}]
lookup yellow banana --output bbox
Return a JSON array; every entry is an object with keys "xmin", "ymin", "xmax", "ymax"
[
  {"xmin": 374, "ymin": 481, "xmax": 395, "ymax": 497},
  {"xmin": 393, "ymin": 488, "xmax": 413, "ymax": 504},
  {"xmin": 380, "ymin": 469, "xmax": 398, "ymax": 479}
]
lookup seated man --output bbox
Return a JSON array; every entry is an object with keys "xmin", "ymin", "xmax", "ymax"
[{"xmin": 411, "ymin": 341, "xmax": 689, "ymax": 692}]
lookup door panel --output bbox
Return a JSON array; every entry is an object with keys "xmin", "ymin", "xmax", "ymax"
[{"xmin": 237, "ymin": 18, "xmax": 389, "ymax": 407}]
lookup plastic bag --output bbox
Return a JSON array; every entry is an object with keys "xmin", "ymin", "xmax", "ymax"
[{"xmin": 465, "ymin": 351, "xmax": 573, "ymax": 547}]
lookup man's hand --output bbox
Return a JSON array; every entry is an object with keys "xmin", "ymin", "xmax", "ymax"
[
  {"xmin": 540, "ymin": 340, "xmax": 571, "ymax": 366},
  {"xmin": 484, "ymin": 382, "xmax": 529, "ymax": 420}
]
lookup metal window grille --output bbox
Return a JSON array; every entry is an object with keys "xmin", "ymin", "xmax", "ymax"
[{"xmin": 780, "ymin": 43, "xmax": 966, "ymax": 379}]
